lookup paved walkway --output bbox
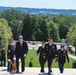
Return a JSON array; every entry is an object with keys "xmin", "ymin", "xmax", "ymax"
[
  {"xmin": 0, "ymin": 67, "xmax": 76, "ymax": 75},
  {"xmin": 68, "ymin": 54, "xmax": 76, "ymax": 60},
  {"xmin": 0, "ymin": 54, "xmax": 76, "ymax": 75}
]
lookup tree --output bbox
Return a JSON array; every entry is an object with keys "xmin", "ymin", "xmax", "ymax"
[
  {"xmin": 10, "ymin": 20, "xmax": 23, "ymax": 39},
  {"xmin": 47, "ymin": 21, "xmax": 60, "ymax": 42},
  {"xmin": 66, "ymin": 24, "xmax": 76, "ymax": 45},
  {"xmin": 33, "ymin": 17, "xmax": 49, "ymax": 41},
  {"xmin": 0, "ymin": 18, "xmax": 12, "ymax": 48},
  {"xmin": 59, "ymin": 23, "xmax": 69, "ymax": 39},
  {"xmin": 0, "ymin": 9, "xmax": 26, "ymax": 39},
  {"xmin": 52, "ymin": 15, "xmax": 76, "ymax": 39},
  {"xmin": 33, "ymin": 29, "xmax": 43, "ymax": 41},
  {"xmin": 22, "ymin": 14, "xmax": 38, "ymax": 40}
]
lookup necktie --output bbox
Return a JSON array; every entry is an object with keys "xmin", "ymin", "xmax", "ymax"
[{"xmin": 20, "ymin": 42, "xmax": 22, "ymax": 47}]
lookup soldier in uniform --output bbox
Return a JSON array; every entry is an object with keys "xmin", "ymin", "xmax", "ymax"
[
  {"xmin": 56, "ymin": 45, "xmax": 69, "ymax": 74},
  {"xmin": 36, "ymin": 41, "xmax": 46, "ymax": 73},
  {"xmin": 1, "ymin": 46, "xmax": 6, "ymax": 66},
  {"xmin": 44, "ymin": 38, "xmax": 57, "ymax": 75},
  {"xmin": 7, "ymin": 39, "xmax": 14, "ymax": 72},
  {"xmin": 0, "ymin": 50, "xmax": 2, "ymax": 66}
]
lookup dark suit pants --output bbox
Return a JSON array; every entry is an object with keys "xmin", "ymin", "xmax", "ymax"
[
  {"xmin": 16, "ymin": 56, "xmax": 25, "ymax": 72},
  {"xmin": 39, "ymin": 57, "xmax": 46, "ymax": 72}
]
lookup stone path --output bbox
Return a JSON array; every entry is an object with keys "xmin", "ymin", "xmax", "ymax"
[
  {"xmin": 68, "ymin": 54, "xmax": 76, "ymax": 60},
  {"xmin": 0, "ymin": 67, "xmax": 76, "ymax": 75}
]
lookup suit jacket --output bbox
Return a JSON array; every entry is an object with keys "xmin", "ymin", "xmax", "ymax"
[
  {"xmin": 15, "ymin": 41, "xmax": 28, "ymax": 57},
  {"xmin": 36, "ymin": 46, "xmax": 45, "ymax": 59}
]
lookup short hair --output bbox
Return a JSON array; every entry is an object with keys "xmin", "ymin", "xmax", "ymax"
[
  {"xmin": 61, "ymin": 45, "xmax": 64, "ymax": 48},
  {"xmin": 48, "ymin": 37, "xmax": 53, "ymax": 41},
  {"xmin": 41, "ymin": 41, "xmax": 45, "ymax": 43},
  {"xmin": 19, "ymin": 35, "xmax": 23, "ymax": 39}
]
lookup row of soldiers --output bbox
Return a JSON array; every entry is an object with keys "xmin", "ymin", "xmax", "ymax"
[
  {"xmin": 0, "ymin": 38, "xmax": 15, "ymax": 71},
  {"xmin": 0, "ymin": 37, "xmax": 69, "ymax": 74},
  {"xmin": 36, "ymin": 38, "xmax": 69, "ymax": 75}
]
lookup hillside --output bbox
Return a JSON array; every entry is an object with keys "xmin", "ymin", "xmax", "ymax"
[{"xmin": 0, "ymin": 6, "xmax": 76, "ymax": 16}]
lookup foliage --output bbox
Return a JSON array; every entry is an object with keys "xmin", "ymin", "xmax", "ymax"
[
  {"xmin": 0, "ymin": 9, "xmax": 76, "ymax": 43},
  {"xmin": 52, "ymin": 15, "xmax": 76, "ymax": 39},
  {"xmin": 66, "ymin": 24, "xmax": 76, "ymax": 45},
  {"xmin": 0, "ymin": 9, "xmax": 26, "ymax": 39},
  {"xmin": 47, "ymin": 21, "xmax": 60, "ymax": 41},
  {"xmin": 33, "ymin": 17, "xmax": 50, "ymax": 41},
  {"xmin": 0, "ymin": 18, "xmax": 12, "ymax": 48},
  {"xmin": 22, "ymin": 15, "xmax": 60, "ymax": 41}
]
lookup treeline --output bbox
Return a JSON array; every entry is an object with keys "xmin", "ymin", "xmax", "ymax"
[{"xmin": 0, "ymin": 9, "xmax": 76, "ymax": 46}]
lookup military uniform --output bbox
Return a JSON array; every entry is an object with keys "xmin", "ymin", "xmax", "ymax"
[
  {"xmin": 1, "ymin": 49, "xmax": 6, "ymax": 66},
  {"xmin": 57, "ymin": 49, "xmax": 69, "ymax": 73},
  {"xmin": 7, "ymin": 45, "xmax": 14, "ymax": 72},
  {"xmin": 0, "ymin": 50, "xmax": 1, "ymax": 66},
  {"xmin": 44, "ymin": 43, "xmax": 57, "ymax": 73},
  {"xmin": 36, "ymin": 46, "xmax": 46, "ymax": 72}
]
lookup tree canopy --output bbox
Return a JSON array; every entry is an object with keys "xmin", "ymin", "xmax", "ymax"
[
  {"xmin": 0, "ymin": 9, "xmax": 76, "ymax": 44},
  {"xmin": 0, "ymin": 9, "xmax": 26, "ymax": 39},
  {"xmin": 66, "ymin": 24, "xmax": 76, "ymax": 46},
  {"xmin": 0, "ymin": 18, "xmax": 12, "ymax": 48}
]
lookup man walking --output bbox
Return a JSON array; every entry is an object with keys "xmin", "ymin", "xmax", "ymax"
[
  {"xmin": 15, "ymin": 35, "xmax": 28, "ymax": 73},
  {"xmin": 36, "ymin": 41, "xmax": 46, "ymax": 73},
  {"xmin": 57, "ymin": 45, "xmax": 69, "ymax": 74},
  {"xmin": 44, "ymin": 38, "xmax": 57, "ymax": 75}
]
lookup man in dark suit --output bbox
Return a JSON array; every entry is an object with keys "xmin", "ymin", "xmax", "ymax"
[
  {"xmin": 44, "ymin": 38, "xmax": 57, "ymax": 75},
  {"xmin": 15, "ymin": 35, "xmax": 28, "ymax": 73},
  {"xmin": 36, "ymin": 41, "xmax": 46, "ymax": 73}
]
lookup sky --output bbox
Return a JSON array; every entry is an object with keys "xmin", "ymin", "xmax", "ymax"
[{"xmin": 0, "ymin": 0, "xmax": 76, "ymax": 9}]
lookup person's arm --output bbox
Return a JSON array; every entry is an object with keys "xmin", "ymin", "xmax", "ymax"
[
  {"xmin": 44, "ymin": 44, "xmax": 47, "ymax": 54},
  {"xmin": 24, "ymin": 42, "xmax": 28, "ymax": 57},
  {"xmin": 55, "ymin": 49, "xmax": 58, "ymax": 62},
  {"xmin": 14, "ymin": 42, "xmax": 17, "ymax": 57},
  {"xmin": 25, "ymin": 43, "xmax": 28, "ymax": 55},
  {"xmin": 36, "ymin": 47, "xmax": 40, "ymax": 56},
  {"xmin": 66, "ymin": 51, "xmax": 69, "ymax": 63},
  {"xmin": 55, "ymin": 44, "xmax": 57, "ymax": 56}
]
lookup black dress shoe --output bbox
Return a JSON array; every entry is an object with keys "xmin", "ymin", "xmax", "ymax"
[
  {"xmin": 48, "ymin": 71, "xmax": 52, "ymax": 75},
  {"xmin": 48, "ymin": 72, "xmax": 50, "ymax": 75},
  {"xmin": 40, "ymin": 69, "xmax": 45, "ymax": 72},
  {"xmin": 16, "ymin": 71, "xmax": 19, "ymax": 73},
  {"xmin": 22, "ymin": 70, "xmax": 25, "ymax": 73},
  {"xmin": 50, "ymin": 70, "xmax": 52, "ymax": 73}
]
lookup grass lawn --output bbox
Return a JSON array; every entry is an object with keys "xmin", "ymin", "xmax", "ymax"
[{"xmin": 25, "ymin": 50, "xmax": 75, "ymax": 68}]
